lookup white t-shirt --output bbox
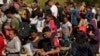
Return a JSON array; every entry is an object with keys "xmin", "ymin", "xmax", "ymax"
[
  {"xmin": 62, "ymin": 21, "xmax": 72, "ymax": 37},
  {"xmin": 0, "ymin": 0, "xmax": 3, "ymax": 4},
  {"xmin": 50, "ymin": 5, "xmax": 58, "ymax": 18},
  {"xmin": 36, "ymin": 19, "xmax": 45, "ymax": 32},
  {"xmin": 92, "ymin": 8, "xmax": 96, "ymax": 14}
]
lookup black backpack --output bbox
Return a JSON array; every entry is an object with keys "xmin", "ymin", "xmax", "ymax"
[
  {"xmin": 18, "ymin": 22, "xmax": 31, "ymax": 45},
  {"xmin": 53, "ymin": 16, "xmax": 61, "ymax": 29}
]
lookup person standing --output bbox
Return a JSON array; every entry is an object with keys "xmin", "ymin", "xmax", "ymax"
[{"xmin": 48, "ymin": 0, "xmax": 58, "ymax": 18}]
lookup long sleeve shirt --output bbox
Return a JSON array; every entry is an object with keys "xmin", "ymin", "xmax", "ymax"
[{"xmin": 7, "ymin": 36, "xmax": 21, "ymax": 53}]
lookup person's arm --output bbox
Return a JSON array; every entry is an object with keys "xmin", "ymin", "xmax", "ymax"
[
  {"xmin": 41, "ymin": 47, "xmax": 60, "ymax": 56},
  {"xmin": 68, "ymin": 26, "xmax": 72, "ymax": 37},
  {"xmin": 68, "ymin": 22, "xmax": 72, "ymax": 37},
  {"xmin": 32, "ymin": 36, "xmax": 39, "ymax": 42},
  {"xmin": 47, "ymin": 47, "xmax": 60, "ymax": 55}
]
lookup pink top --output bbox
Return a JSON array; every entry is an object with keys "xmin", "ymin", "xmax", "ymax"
[{"xmin": 49, "ymin": 20, "xmax": 57, "ymax": 33}]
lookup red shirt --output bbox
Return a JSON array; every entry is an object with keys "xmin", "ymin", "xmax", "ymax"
[
  {"xmin": 49, "ymin": 20, "xmax": 57, "ymax": 33},
  {"xmin": 0, "ymin": 35, "xmax": 5, "ymax": 56}
]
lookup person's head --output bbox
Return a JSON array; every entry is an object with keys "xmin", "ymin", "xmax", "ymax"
[
  {"xmin": 38, "ymin": 11, "xmax": 43, "ymax": 18},
  {"xmin": 75, "ymin": 31, "xmax": 87, "ymax": 47},
  {"xmin": 9, "ymin": 29, "xmax": 18, "ymax": 39},
  {"xmin": 63, "ymin": 16, "xmax": 69, "ymax": 23},
  {"xmin": 87, "ymin": 24, "xmax": 95, "ymax": 35},
  {"xmin": 91, "ymin": 13, "xmax": 96, "ymax": 18},
  {"xmin": 73, "ymin": 2, "xmax": 77, "ymax": 8},
  {"xmin": 86, "ymin": 6, "xmax": 91, "ymax": 11},
  {"xmin": 64, "ymin": 2, "xmax": 69, "ymax": 8},
  {"xmin": 80, "ymin": 13, "xmax": 85, "ymax": 19},
  {"xmin": 30, "ymin": 28, "xmax": 38, "ymax": 39},
  {"xmin": 42, "ymin": 27, "xmax": 52, "ymax": 38},
  {"xmin": 31, "ymin": 2, "xmax": 38, "ymax": 9},
  {"xmin": 48, "ymin": 0, "xmax": 54, "ymax": 7},
  {"xmin": 81, "ymin": 1, "xmax": 86, "ymax": 6},
  {"xmin": 21, "ymin": 9, "xmax": 30, "ymax": 20},
  {"xmin": 55, "ymin": 2, "xmax": 60, "ymax": 7},
  {"xmin": 4, "ymin": 9, "xmax": 15, "ymax": 18},
  {"xmin": 45, "ymin": 14, "xmax": 53, "ymax": 22}
]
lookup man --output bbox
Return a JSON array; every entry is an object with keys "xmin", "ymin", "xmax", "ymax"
[
  {"xmin": 5, "ymin": 8, "xmax": 19, "ymax": 30},
  {"xmin": 48, "ymin": 0, "xmax": 58, "ymax": 18},
  {"xmin": 38, "ymin": 27, "xmax": 60, "ymax": 56}
]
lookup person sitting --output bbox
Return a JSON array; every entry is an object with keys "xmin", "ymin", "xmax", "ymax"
[{"xmin": 38, "ymin": 27, "xmax": 60, "ymax": 56}]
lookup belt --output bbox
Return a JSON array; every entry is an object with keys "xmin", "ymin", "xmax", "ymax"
[{"xmin": 8, "ymin": 52, "xmax": 20, "ymax": 54}]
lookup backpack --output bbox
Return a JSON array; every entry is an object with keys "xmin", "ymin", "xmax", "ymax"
[
  {"xmin": 53, "ymin": 17, "xmax": 61, "ymax": 29},
  {"xmin": 18, "ymin": 22, "xmax": 31, "ymax": 45}
]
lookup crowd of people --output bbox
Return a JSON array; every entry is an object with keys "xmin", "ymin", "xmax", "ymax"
[{"xmin": 0, "ymin": 0, "xmax": 100, "ymax": 56}]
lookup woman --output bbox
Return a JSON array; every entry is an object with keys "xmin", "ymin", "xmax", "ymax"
[
  {"xmin": 6, "ymin": 29, "xmax": 21, "ymax": 56},
  {"xmin": 21, "ymin": 9, "xmax": 30, "ymax": 24},
  {"xmin": 89, "ymin": 13, "xmax": 100, "ymax": 54}
]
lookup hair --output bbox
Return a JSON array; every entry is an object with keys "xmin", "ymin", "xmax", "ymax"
[
  {"xmin": 87, "ymin": 24, "xmax": 95, "ymax": 33},
  {"xmin": 63, "ymin": 16, "xmax": 69, "ymax": 21},
  {"xmin": 65, "ymin": 2, "xmax": 70, "ymax": 5},
  {"xmin": 80, "ymin": 13, "xmax": 85, "ymax": 19},
  {"xmin": 42, "ymin": 27, "xmax": 51, "ymax": 33},
  {"xmin": 4, "ymin": 6, "xmax": 18, "ymax": 14},
  {"xmin": 24, "ymin": 9, "xmax": 30, "ymax": 18},
  {"xmin": 10, "ymin": 29, "xmax": 18, "ymax": 35},
  {"xmin": 30, "ymin": 28, "xmax": 38, "ymax": 34},
  {"xmin": 75, "ymin": 31, "xmax": 87, "ymax": 49},
  {"xmin": 55, "ymin": 2, "xmax": 60, "ymax": 5},
  {"xmin": 13, "ymin": 0, "xmax": 17, "ymax": 2},
  {"xmin": 45, "ymin": 0, "xmax": 51, "ymax": 5},
  {"xmin": 38, "ymin": 11, "xmax": 43, "ymax": 17}
]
